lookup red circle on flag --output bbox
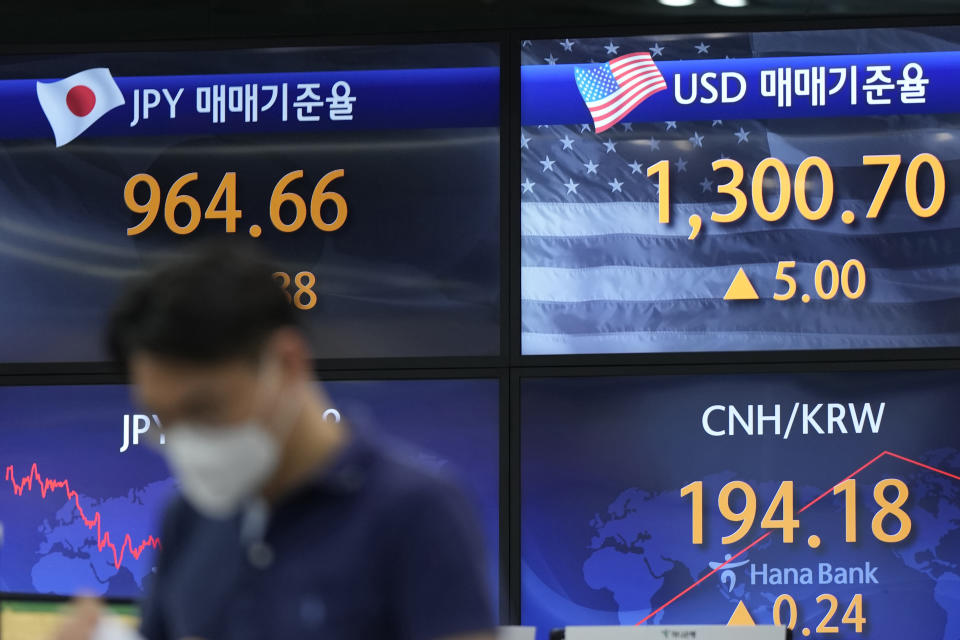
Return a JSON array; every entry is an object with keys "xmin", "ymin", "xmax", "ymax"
[{"xmin": 65, "ymin": 85, "xmax": 96, "ymax": 117}]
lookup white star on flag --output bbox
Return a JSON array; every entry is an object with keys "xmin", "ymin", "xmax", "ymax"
[
  {"xmin": 544, "ymin": 53, "xmax": 559, "ymax": 65},
  {"xmin": 603, "ymin": 139, "xmax": 617, "ymax": 153},
  {"xmin": 583, "ymin": 159, "xmax": 599, "ymax": 174},
  {"xmin": 604, "ymin": 41, "xmax": 620, "ymax": 55},
  {"xmin": 563, "ymin": 178, "xmax": 580, "ymax": 194},
  {"xmin": 628, "ymin": 160, "xmax": 643, "ymax": 174},
  {"xmin": 712, "ymin": 119, "xmax": 723, "ymax": 127},
  {"xmin": 560, "ymin": 39, "xmax": 575, "ymax": 52},
  {"xmin": 700, "ymin": 177, "xmax": 714, "ymax": 192},
  {"xmin": 579, "ymin": 123, "xmax": 591, "ymax": 133},
  {"xmin": 540, "ymin": 156, "xmax": 556, "ymax": 171},
  {"xmin": 649, "ymin": 43, "xmax": 664, "ymax": 57},
  {"xmin": 521, "ymin": 178, "xmax": 536, "ymax": 193},
  {"xmin": 734, "ymin": 127, "xmax": 751, "ymax": 143},
  {"xmin": 520, "ymin": 132, "xmax": 531, "ymax": 149},
  {"xmin": 621, "ymin": 122, "xmax": 633, "ymax": 132},
  {"xmin": 649, "ymin": 137, "xmax": 661, "ymax": 151},
  {"xmin": 689, "ymin": 132, "xmax": 704, "ymax": 148},
  {"xmin": 695, "ymin": 42, "xmax": 711, "ymax": 54},
  {"xmin": 608, "ymin": 178, "xmax": 624, "ymax": 193},
  {"xmin": 676, "ymin": 157, "xmax": 688, "ymax": 173},
  {"xmin": 665, "ymin": 121, "xmax": 677, "ymax": 130},
  {"xmin": 560, "ymin": 135, "xmax": 575, "ymax": 150}
]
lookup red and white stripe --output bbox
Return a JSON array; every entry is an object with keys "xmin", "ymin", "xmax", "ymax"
[{"xmin": 587, "ymin": 52, "xmax": 667, "ymax": 133}]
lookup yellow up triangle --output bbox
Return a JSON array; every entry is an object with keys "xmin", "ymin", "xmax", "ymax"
[
  {"xmin": 727, "ymin": 600, "xmax": 757, "ymax": 626},
  {"xmin": 724, "ymin": 268, "xmax": 759, "ymax": 301}
]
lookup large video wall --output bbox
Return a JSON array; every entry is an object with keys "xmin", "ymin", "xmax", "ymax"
[{"xmin": 2, "ymin": 23, "xmax": 960, "ymax": 640}]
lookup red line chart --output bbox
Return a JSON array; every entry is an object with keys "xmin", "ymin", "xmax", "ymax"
[{"xmin": 4, "ymin": 462, "xmax": 162, "ymax": 569}]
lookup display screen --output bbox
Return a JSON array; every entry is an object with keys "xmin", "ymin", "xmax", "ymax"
[
  {"xmin": 521, "ymin": 370, "xmax": 960, "ymax": 639},
  {"xmin": 520, "ymin": 27, "xmax": 960, "ymax": 354},
  {"xmin": 0, "ymin": 42, "xmax": 500, "ymax": 362},
  {"xmin": 0, "ymin": 379, "xmax": 499, "ymax": 603}
]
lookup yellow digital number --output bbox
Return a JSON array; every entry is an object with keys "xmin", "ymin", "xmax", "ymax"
[
  {"xmin": 842, "ymin": 594, "xmax": 866, "ymax": 633},
  {"xmin": 752, "ymin": 157, "xmax": 791, "ymax": 222},
  {"xmin": 760, "ymin": 481, "xmax": 799, "ymax": 543},
  {"xmin": 311, "ymin": 169, "xmax": 348, "ymax": 231},
  {"xmin": 816, "ymin": 593, "xmax": 840, "ymax": 634},
  {"xmin": 773, "ymin": 593, "xmax": 865, "ymax": 633},
  {"xmin": 293, "ymin": 271, "xmax": 318, "ymax": 310},
  {"xmin": 204, "ymin": 172, "xmax": 243, "ymax": 233},
  {"xmin": 164, "ymin": 172, "xmax": 202, "ymax": 235},
  {"xmin": 872, "ymin": 478, "xmax": 911, "ymax": 543},
  {"xmin": 124, "ymin": 170, "xmax": 347, "ymax": 236},
  {"xmin": 718, "ymin": 481, "xmax": 757, "ymax": 545},
  {"xmin": 124, "ymin": 173, "xmax": 161, "ymax": 236},
  {"xmin": 841, "ymin": 259, "xmax": 867, "ymax": 299},
  {"xmin": 773, "ymin": 594, "xmax": 797, "ymax": 630},
  {"xmin": 273, "ymin": 271, "xmax": 292, "ymax": 303},
  {"xmin": 273, "ymin": 271, "xmax": 318, "ymax": 310},
  {"xmin": 773, "ymin": 261, "xmax": 797, "ymax": 301},
  {"xmin": 834, "ymin": 478, "xmax": 857, "ymax": 543},
  {"xmin": 680, "ymin": 481, "xmax": 704, "ymax": 544},
  {"xmin": 862, "ymin": 155, "xmax": 901, "ymax": 219},
  {"xmin": 647, "ymin": 160, "xmax": 671, "ymax": 224},
  {"xmin": 270, "ymin": 170, "xmax": 308, "ymax": 233},
  {"xmin": 795, "ymin": 156, "xmax": 834, "ymax": 221},
  {"xmin": 815, "ymin": 260, "xmax": 840, "ymax": 300},
  {"xmin": 905, "ymin": 152, "xmax": 945, "ymax": 218},
  {"xmin": 711, "ymin": 158, "xmax": 747, "ymax": 223}
]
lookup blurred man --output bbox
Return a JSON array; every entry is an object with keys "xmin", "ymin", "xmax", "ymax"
[{"xmin": 56, "ymin": 244, "xmax": 493, "ymax": 640}]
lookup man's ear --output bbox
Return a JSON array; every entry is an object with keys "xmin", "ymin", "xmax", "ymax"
[{"xmin": 266, "ymin": 327, "xmax": 311, "ymax": 380}]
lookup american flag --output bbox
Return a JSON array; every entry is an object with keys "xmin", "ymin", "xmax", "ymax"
[{"xmin": 574, "ymin": 53, "xmax": 667, "ymax": 133}]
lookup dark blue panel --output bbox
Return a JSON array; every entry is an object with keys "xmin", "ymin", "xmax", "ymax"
[
  {"xmin": 521, "ymin": 370, "xmax": 960, "ymax": 639},
  {"xmin": 0, "ymin": 379, "xmax": 499, "ymax": 607}
]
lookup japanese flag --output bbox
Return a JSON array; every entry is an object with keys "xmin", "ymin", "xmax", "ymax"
[{"xmin": 36, "ymin": 67, "xmax": 125, "ymax": 147}]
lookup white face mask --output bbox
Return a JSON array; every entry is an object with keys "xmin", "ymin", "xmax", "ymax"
[
  {"xmin": 162, "ymin": 421, "xmax": 280, "ymax": 519},
  {"xmin": 160, "ymin": 362, "xmax": 301, "ymax": 520}
]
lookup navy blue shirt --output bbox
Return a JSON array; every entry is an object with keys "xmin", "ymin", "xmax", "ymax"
[{"xmin": 139, "ymin": 427, "xmax": 493, "ymax": 640}]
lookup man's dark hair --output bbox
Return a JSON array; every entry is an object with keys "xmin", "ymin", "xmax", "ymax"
[{"xmin": 107, "ymin": 241, "xmax": 299, "ymax": 366}]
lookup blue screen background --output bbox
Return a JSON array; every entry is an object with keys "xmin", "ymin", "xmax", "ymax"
[
  {"xmin": 0, "ymin": 378, "xmax": 500, "ymax": 607},
  {"xmin": 0, "ymin": 42, "xmax": 500, "ymax": 362},
  {"xmin": 522, "ymin": 370, "xmax": 960, "ymax": 639}
]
